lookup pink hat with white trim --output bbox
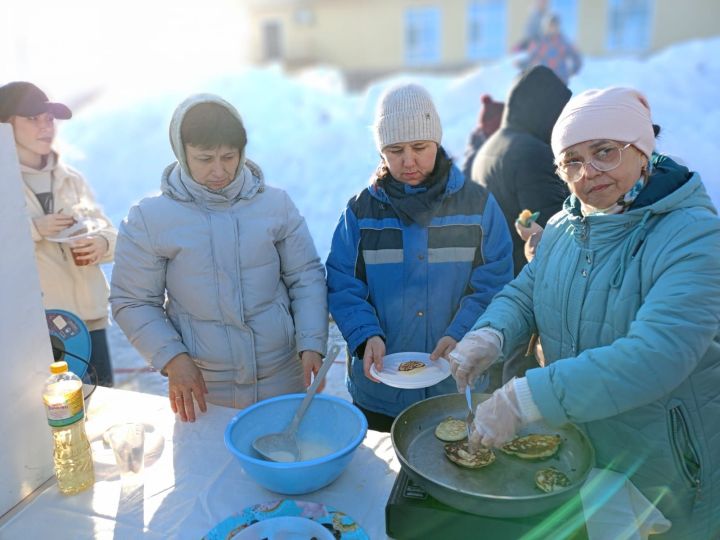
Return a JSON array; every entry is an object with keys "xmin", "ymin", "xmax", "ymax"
[{"xmin": 551, "ymin": 87, "xmax": 655, "ymax": 159}]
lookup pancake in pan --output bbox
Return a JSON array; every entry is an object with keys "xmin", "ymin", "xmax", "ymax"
[
  {"xmin": 444, "ymin": 441, "xmax": 495, "ymax": 469},
  {"xmin": 501, "ymin": 434, "xmax": 562, "ymax": 460},
  {"xmin": 434, "ymin": 417, "xmax": 467, "ymax": 442}
]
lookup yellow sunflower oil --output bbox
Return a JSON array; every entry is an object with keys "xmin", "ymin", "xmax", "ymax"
[{"xmin": 42, "ymin": 361, "xmax": 94, "ymax": 495}]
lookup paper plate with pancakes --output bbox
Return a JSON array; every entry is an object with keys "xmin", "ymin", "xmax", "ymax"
[{"xmin": 369, "ymin": 352, "xmax": 451, "ymax": 389}]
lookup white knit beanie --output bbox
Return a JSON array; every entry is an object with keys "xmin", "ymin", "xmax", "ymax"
[
  {"xmin": 373, "ymin": 83, "xmax": 442, "ymax": 151},
  {"xmin": 551, "ymin": 87, "xmax": 655, "ymax": 159}
]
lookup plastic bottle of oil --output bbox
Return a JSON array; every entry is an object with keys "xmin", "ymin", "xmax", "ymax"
[{"xmin": 42, "ymin": 361, "xmax": 95, "ymax": 495}]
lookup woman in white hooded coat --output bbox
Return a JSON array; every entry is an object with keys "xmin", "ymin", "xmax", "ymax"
[{"xmin": 110, "ymin": 94, "xmax": 328, "ymax": 422}]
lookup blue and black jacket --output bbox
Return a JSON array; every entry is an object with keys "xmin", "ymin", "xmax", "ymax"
[{"xmin": 326, "ymin": 161, "xmax": 513, "ymax": 417}]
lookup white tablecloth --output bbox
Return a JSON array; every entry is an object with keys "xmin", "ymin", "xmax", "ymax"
[
  {"xmin": 0, "ymin": 387, "xmax": 669, "ymax": 540},
  {"xmin": 0, "ymin": 387, "xmax": 401, "ymax": 539}
]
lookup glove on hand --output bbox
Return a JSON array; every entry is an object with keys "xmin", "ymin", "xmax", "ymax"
[
  {"xmin": 448, "ymin": 328, "xmax": 502, "ymax": 392},
  {"xmin": 469, "ymin": 378, "xmax": 524, "ymax": 449}
]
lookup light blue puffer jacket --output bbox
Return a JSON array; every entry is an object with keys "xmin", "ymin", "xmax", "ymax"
[
  {"xmin": 474, "ymin": 156, "xmax": 720, "ymax": 539},
  {"xmin": 110, "ymin": 94, "xmax": 328, "ymax": 409}
]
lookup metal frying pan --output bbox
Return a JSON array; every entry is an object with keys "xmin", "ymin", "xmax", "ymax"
[{"xmin": 391, "ymin": 393, "xmax": 595, "ymax": 518}]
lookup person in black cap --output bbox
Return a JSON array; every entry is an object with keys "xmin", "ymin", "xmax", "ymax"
[{"xmin": 0, "ymin": 81, "xmax": 117, "ymax": 386}]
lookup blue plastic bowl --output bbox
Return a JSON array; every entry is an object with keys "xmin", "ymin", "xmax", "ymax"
[{"xmin": 224, "ymin": 394, "xmax": 368, "ymax": 494}]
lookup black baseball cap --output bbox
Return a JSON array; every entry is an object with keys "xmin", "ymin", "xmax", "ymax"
[{"xmin": 0, "ymin": 81, "xmax": 72, "ymax": 122}]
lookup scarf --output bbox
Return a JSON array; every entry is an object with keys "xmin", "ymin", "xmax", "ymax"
[
  {"xmin": 580, "ymin": 164, "xmax": 652, "ymax": 217},
  {"xmin": 378, "ymin": 148, "xmax": 452, "ymax": 226}
]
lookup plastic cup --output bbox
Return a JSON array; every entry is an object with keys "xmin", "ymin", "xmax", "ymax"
[
  {"xmin": 106, "ymin": 423, "xmax": 145, "ymax": 480},
  {"xmin": 71, "ymin": 245, "xmax": 91, "ymax": 266}
]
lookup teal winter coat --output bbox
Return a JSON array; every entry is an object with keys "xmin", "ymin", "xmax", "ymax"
[{"xmin": 474, "ymin": 156, "xmax": 720, "ymax": 539}]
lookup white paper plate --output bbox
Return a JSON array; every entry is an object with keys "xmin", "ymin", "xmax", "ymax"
[
  {"xmin": 369, "ymin": 352, "xmax": 450, "ymax": 389},
  {"xmin": 233, "ymin": 516, "xmax": 335, "ymax": 540},
  {"xmin": 46, "ymin": 218, "xmax": 105, "ymax": 243}
]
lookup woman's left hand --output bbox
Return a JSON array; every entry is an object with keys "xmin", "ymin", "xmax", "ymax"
[
  {"xmin": 69, "ymin": 235, "xmax": 109, "ymax": 265},
  {"xmin": 470, "ymin": 379, "xmax": 524, "ymax": 448},
  {"xmin": 514, "ymin": 220, "xmax": 543, "ymax": 242},
  {"xmin": 430, "ymin": 336, "xmax": 457, "ymax": 361},
  {"xmin": 301, "ymin": 350, "xmax": 325, "ymax": 392}
]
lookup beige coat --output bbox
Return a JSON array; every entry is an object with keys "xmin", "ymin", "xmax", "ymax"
[{"xmin": 23, "ymin": 156, "xmax": 116, "ymax": 330}]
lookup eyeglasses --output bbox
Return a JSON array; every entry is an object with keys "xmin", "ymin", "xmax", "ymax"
[{"xmin": 555, "ymin": 143, "xmax": 632, "ymax": 183}]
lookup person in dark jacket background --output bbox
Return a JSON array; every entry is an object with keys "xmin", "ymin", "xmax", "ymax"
[
  {"xmin": 460, "ymin": 94, "xmax": 504, "ymax": 181},
  {"xmin": 326, "ymin": 83, "xmax": 513, "ymax": 432},
  {"xmin": 471, "ymin": 65, "xmax": 570, "ymax": 277}
]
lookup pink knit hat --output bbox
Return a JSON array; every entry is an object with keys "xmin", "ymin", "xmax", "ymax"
[{"xmin": 551, "ymin": 87, "xmax": 655, "ymax": 159}]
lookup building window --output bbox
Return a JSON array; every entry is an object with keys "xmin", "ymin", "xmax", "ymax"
[
  {"xmin": 262, "ymin": 20, "xmax": 283, "ymax": 61},
  {"xmin": 550, "ymin": 0, "xmax": 578, "ymax": 42},
  {"xmin": 607, "ymin": 0, "xmax": 653, "ymax": 52},
  {"xmin": 467, "ymin": 0, "xmax": 506, "ymax": 60},
  {"xmin": 294, "ymin": 8, "xmax": 315, "ymax": 26},
  {"xmin": 405, "ymin": 7, "xmax": 441, "ymax": 65}
]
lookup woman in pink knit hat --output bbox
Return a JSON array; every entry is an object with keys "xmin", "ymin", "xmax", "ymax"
[{"xmin": 449, "ymin": 87, "xmax": 720, "ymax": 538}]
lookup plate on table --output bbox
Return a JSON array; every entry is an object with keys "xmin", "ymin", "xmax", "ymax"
[
  {"xmin": 203, "ymin": 499, "xmax": 369, "ymax": 540},
  {"xmin": 46, "ymin": 218, "xmax": 105, "ymax": 243},
  {"xmin": 369, "ymin": 352, "xmax": 451, "ymax": 389}
]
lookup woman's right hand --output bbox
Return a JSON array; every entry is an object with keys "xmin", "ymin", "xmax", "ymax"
[
  {"xmin": 33, "ymin": 212, "xmax": 76, "ymax": 237},
  {"xmin": 363, "ymin": 336, "xmax": 386, "ymax": 382},
  {"xmin": 165, "ymin": 353, "xmax": 208, "ymax": 422},
  {"xmin": 448, "ymin": 328, "xmax": 502, "ymax": 392}
]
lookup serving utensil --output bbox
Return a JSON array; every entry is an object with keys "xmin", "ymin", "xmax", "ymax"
[
  {"xmin": 252, "ymin": 344, "xmax": 341, "ymax": 462},
  {"xmin": 464, "ymin": 373, "xmax": 489, "ymax": 440},
  {"xmin": 464, "ymin": 385, "xmax": 475, "ymax": 440}
]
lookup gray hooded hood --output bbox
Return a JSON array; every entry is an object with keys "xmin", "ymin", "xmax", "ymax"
[{"xmin": 163, "ymin": 93, "xmax": 263, "ymax": 206}]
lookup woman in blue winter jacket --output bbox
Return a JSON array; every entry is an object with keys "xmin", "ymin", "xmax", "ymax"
[
  {"xmin": 326, "ymin": 83, "xmax": 514, "ymax": 432},
  {"xmin": 450, "ymin": 87, "xmax": 720, "ymax": 539}
]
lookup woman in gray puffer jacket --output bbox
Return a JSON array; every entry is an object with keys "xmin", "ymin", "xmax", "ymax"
[{"xmin": 110, "ymin": 94, "xmax": 328, "ymax": 421}]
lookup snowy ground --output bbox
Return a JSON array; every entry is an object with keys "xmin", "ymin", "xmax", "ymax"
[{"xmin": 78, "ymin": 37, "xmax": 720, "ymax": 405}]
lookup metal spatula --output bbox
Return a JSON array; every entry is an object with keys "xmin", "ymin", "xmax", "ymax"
[
  {"xmin": 464, "ymin": 385, "xmax": 475, "ymax": 440},
  {"xmin": 464, "ymin": 373, "xmax": 489, "ymax": 440},
  {"xmin": 252, "ymin": 344, "xmax": 341, "ymax": 462}
]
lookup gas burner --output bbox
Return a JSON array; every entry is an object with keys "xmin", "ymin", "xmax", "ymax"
[{"xmin": 385, "ymin": 470, "xmax": 587, "ymax": 539}]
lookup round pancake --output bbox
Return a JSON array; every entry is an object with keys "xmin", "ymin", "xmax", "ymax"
[
  {"xmin": 501, "ymin": 434, "xmax": 562, "ymax": 460},
  {"xmin": 434, "ymin": 417, "xmax": 467, "ymax": 442},
  {"xmin": 398, "ymin": 360, "xmax": 426, "ymax": 374},
  {"xmin": 535, "ymin": 467, "xmax": 571, "ymax": 493},
  {"xmin": 444, "ymin": 441, "xmax": 495, "ymax": 469}
]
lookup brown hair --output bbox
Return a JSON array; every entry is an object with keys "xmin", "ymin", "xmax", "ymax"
[{"xmin": 181, "ymin": 103, "xmax": 247, "ymax": 151}]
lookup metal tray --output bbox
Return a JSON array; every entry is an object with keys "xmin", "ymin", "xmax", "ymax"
[{"xmin": 391, "ymin": 393, "xmax": 595, "ymax": 518}]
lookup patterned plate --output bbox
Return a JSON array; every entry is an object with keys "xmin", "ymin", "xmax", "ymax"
[{"xmin": 203, "ymin": 499, "xmax": 369, "ymax": 540}]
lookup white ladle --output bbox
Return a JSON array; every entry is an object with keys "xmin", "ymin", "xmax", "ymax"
[{"xmin": 252, "ymin": 344, "xmax": 341, "ymax": 462}]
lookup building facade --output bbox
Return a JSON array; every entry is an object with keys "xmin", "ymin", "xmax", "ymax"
[{"xmin": 244, "ymin": 0, "xmax": 720, "ymax": 87}]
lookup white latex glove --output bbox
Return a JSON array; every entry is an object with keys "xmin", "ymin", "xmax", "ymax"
[
  {"xmin": 447, "ymin": 328, "xmax": 502, "ymax": 392},
  {"xmin": 469, "ymin": 378, "xmax": 524, "ymax": 448},
  {"xmin": 470, "ymin": 377, "xmax": 543, "ymax": 448}
]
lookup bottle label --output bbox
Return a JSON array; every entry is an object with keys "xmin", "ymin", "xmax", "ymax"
[{"xmin": 44, "ymin": 384, "xmax": 85, "ymax": 427}]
